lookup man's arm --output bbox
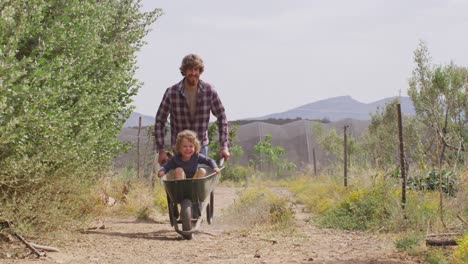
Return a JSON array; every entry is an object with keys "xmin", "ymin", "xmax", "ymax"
[
  {"xmin": 155, "ymin": 88, "xmax": 171, "ymax": 164},
  {"xmin": 210, "ymin": 89, "xmax": 230, "ymax": 160}
]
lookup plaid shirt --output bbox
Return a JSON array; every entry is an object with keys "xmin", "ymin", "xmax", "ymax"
[{"xmin": 154, "ymin": 79, "xmax": 229, "ymax": 152}]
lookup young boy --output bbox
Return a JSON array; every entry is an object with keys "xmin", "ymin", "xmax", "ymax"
[{"xmin": 157, "ymin": 130, "xmax": 220, "ymax": 179}]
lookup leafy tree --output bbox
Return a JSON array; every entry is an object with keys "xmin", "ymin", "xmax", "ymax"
[
  {"xmin": 207, "ymin": 122, "xmax": 243, "ymax": 162},
  {"xmin": 252, "ymin": 134, "xmax": 296, "ymax": 177},
  {"xmin": 0, "ymin": 0, "xmax": 161, "ymax": 231},
  {"xmin": 408, "ymin": 41, "xmax": 467, "ymax": 167},
  {"xmin": 207, "ymin": 122, "xmax": 247, "ymax": 182},
  {"xmin": 360, "ymin": 99, "xmax": 425, "ymax": 172},
  {"xmin": 408, "ymin": 41, "xmax": 467, "ymax": 227},
  {"xmin": 312, "ymin": 122, "xmax": 357, "ymax": 170}
]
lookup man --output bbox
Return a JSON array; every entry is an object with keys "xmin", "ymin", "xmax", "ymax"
[{"xmin": 154, "ymin": 54, "xmax": 230, "ymax": 165}]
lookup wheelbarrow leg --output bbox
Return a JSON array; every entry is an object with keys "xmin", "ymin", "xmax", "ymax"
[
  {"xmin": 207, "ymin": 191, "xmax": 214, "ymax": 224},
  {"xmin": 166, "ymin": 193, "xmax": 179, "ymax": 227}
]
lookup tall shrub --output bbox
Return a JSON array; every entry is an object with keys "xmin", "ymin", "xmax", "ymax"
[{"xmin": 0, "ymin": 0, "xmax": 161, "ymax": 231}]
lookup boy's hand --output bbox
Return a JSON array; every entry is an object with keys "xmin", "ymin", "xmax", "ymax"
[
  {"xmin": 213, "ymin": 168, "xmax": 221, "ymax": 174},
  {"xmin": 157, "ymin": 170, "xmax": 165, "ymax": 178}
]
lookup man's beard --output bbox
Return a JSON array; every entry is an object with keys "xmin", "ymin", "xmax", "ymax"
[{"xmin": 186, "ymin": 75, "xmax": 199, "ymax": 86}]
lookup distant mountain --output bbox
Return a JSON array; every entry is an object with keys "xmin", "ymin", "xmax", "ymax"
[
  {"xmin": 251, "ymin": 96, "xmax": 415, "ymax": 121},
  {"xmin": 124, "ymin": 96, "xmax": 416, "ymax": 127},
  {"xmin": 123, "ymin": 112, "xmax": 154, "ymax": 128}
]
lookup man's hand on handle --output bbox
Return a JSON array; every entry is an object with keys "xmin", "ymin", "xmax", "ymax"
[
  {"xmin": 158, "ymin": 151, "xmax": 168, "ymax": 166},
  {"xmin": 219, "ymin": 149, "xmax": 230, "ymax": 161}
]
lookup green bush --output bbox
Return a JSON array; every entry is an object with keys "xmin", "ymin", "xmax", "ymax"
[
  {"xmin": 153, "ymin": 183, "xmax": 168, "ymax": 213},
  {"xmin": 395, "ymin": 233, "xmax": 422, "ymax": 252},
  {"xmin": 0, "ymin": 1, "xmax": 161, "ymax": 233},
  {"xmin": 408, "ymin": 169, "xmax": 459, "ymax": 196},
  {"xmin": 451, "ymin": 234, "xmax": 468, "ymax": 264},
  {"xmin": 220, "ymin": 164, "xmax": 254, "ymax": 183},
  {"xmin": 425, "ymin": 249, "xmax": 448, "ymax": 264},
  {"xmin": 318, "ymin": 188, "xmax": 387, "ymax": 230}
]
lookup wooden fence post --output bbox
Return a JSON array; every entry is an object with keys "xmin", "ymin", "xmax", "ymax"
[
  {"xmin": 137, "ymin": 116, "xmax": 142, "ymax": 179},
  {"xmin": 313, "ymin": 148, "xmax": 317, "ymax": 176},
  {"xmin": 344, "ymin": 125, "xmax": 349, "ymax": 187},
  {"xmin": 397, "ymin": 104, "xmax": 407, "ymax": 211}
]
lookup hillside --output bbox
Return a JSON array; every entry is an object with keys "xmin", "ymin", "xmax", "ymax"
[
  {"xmin": 124, "ymin": 96, "xmax": 415, "ymax": 127},
  {"xmin": 123, "ymin": 112, "xmax": 154, "ymax": 128},
  {"xmin": 119, "ymin": 95, "xmax": 416, "ymax": 169},
  {"xmin": 234, "ymin": 118, "xmax": 369, "ymax": 167},
  {"xmin": 252, "ymin": 96, "xmax": 415, "ymax": 121}
]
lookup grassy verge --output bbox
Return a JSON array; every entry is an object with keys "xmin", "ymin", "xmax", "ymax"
[
  {"xmin": 283, "ymin": 170, "xmax": 467, "ymax": 264},
  {"xmin": 223, "ymin": 185, "xmax": 295, "ymax": 231}
]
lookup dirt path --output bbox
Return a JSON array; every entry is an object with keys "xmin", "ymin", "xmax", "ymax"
[{"xmin": 2, "ymin": 187, "xmax": 420, "ymax": 264}]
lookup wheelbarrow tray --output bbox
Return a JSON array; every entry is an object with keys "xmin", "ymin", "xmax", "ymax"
[
  {"xmin": 161, "ymin": 164, "xmax": 223, "ymax": 240},
  {"xmin": 162, "ymin": 170, "xmax": 220, "ymax": 205}
]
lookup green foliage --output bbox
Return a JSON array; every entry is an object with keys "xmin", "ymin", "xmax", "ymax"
[
  {"xmin": 207, "ymin": 122, "xmax": 243, "ymax": 162},
  {"xmin": 0, "ymin": 175, "xmax": 96, "ymax": 234},
  {"xmin": 425, "ymin": 249, "xmax": 448, "ymax": 264},
  {"xmin": 153, "ymin": 183, "xmax": 168, "ymax": 213},
  {"xmin": 220, "ymin": 163, "xmax": 255, "ymax": 183},
  {"xmin": 286, "ymin": 173, "xmax": 466, "ymax": 233},
  {"xmin": 408, "ymin": 169, "xmax": 459, "ymax": 196},
  {"xmin": 318, "ymin": 188, "xmax": 387, "ymax": 230},
  {"xmin": 288, "ymin": 175, "xmax": 346, "ymax": 214},
  {"xmin": 451, "ymin": 234, "xmax": 468, "ymax": 264},
  {"xmin": 207, "ymin": 122, "xmax": 252, "ymax": 183},
  {"xmin": 251, "ymin": 134, "xmax": 296, "ymax": 177},
  {"xmin": 408, "ymin": 40, "xmax": 467, "ymax": 167},
  {"xmin": 311, "ymin": 122, "xmax": 358, "ymax": 169},
  {"xmin": 359, "ymin": 98, "xmax": 425, "ymax": 171},
  {"xmin": 0, "ymin": 0, "xmax": 161, "ymax": 232},
  {"xmin": 395, "ymin": 232, "xmax": 423, "ymax": 253}
]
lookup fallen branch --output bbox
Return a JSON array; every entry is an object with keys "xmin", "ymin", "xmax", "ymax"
[
  {"xmin": 457, "ymin": 214, "xmax": 467, "ymax": 226},
  {"xmin": 426, "ymin": 232, "xmax": 463, "ymax": 237},
  {"xmin": 14, "ymin": 233, "xmax": 46, "ymax": 257},
  {"xmin": 259, "ymin": 238, "xmax": 278, "ymax": 244},
  {"xmin": 2, "ymin": 220, "xmax": 59, "ymax": 257},
  {"xmin": 29, "ymin": 242, "xmax": 60, "ymax": 252},
  {"xmin": 426, "ymin": 238, "xmax": 457, "ymax": 246}
]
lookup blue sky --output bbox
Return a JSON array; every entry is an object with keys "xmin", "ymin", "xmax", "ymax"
[{"xmin": 133, "ymin": 0, "xmax": 468, "ymax": 120}]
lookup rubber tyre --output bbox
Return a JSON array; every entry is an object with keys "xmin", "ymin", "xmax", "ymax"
[
  {"xmin": 181, "ymin": 199, "xmax": 193, "ymax": 240},
  {"xmin": 207, "ymin": 191, "xmax": 214, "ymax": 224},
  {"xmin": 206, "ymin": 203, "xmax": 212, "ymax": 224}
]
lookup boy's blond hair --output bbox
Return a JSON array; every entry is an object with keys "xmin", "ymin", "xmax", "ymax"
[{"xmin": 175, "ymin": 130, "xmax": 201, "ymax": 153}]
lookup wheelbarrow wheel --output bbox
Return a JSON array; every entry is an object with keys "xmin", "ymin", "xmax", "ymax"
[
  {"xmin": 181, "ymin": 199, "xmax": 193, "ymax": 240},
  {"xmin": 207, "ymin": 191, "xmax": 214, "ymax": 224}
]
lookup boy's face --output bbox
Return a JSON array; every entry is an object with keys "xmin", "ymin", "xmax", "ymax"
[{"xmin": 179, "ymin": 138, "xmax": 195, "ymax": 160}]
